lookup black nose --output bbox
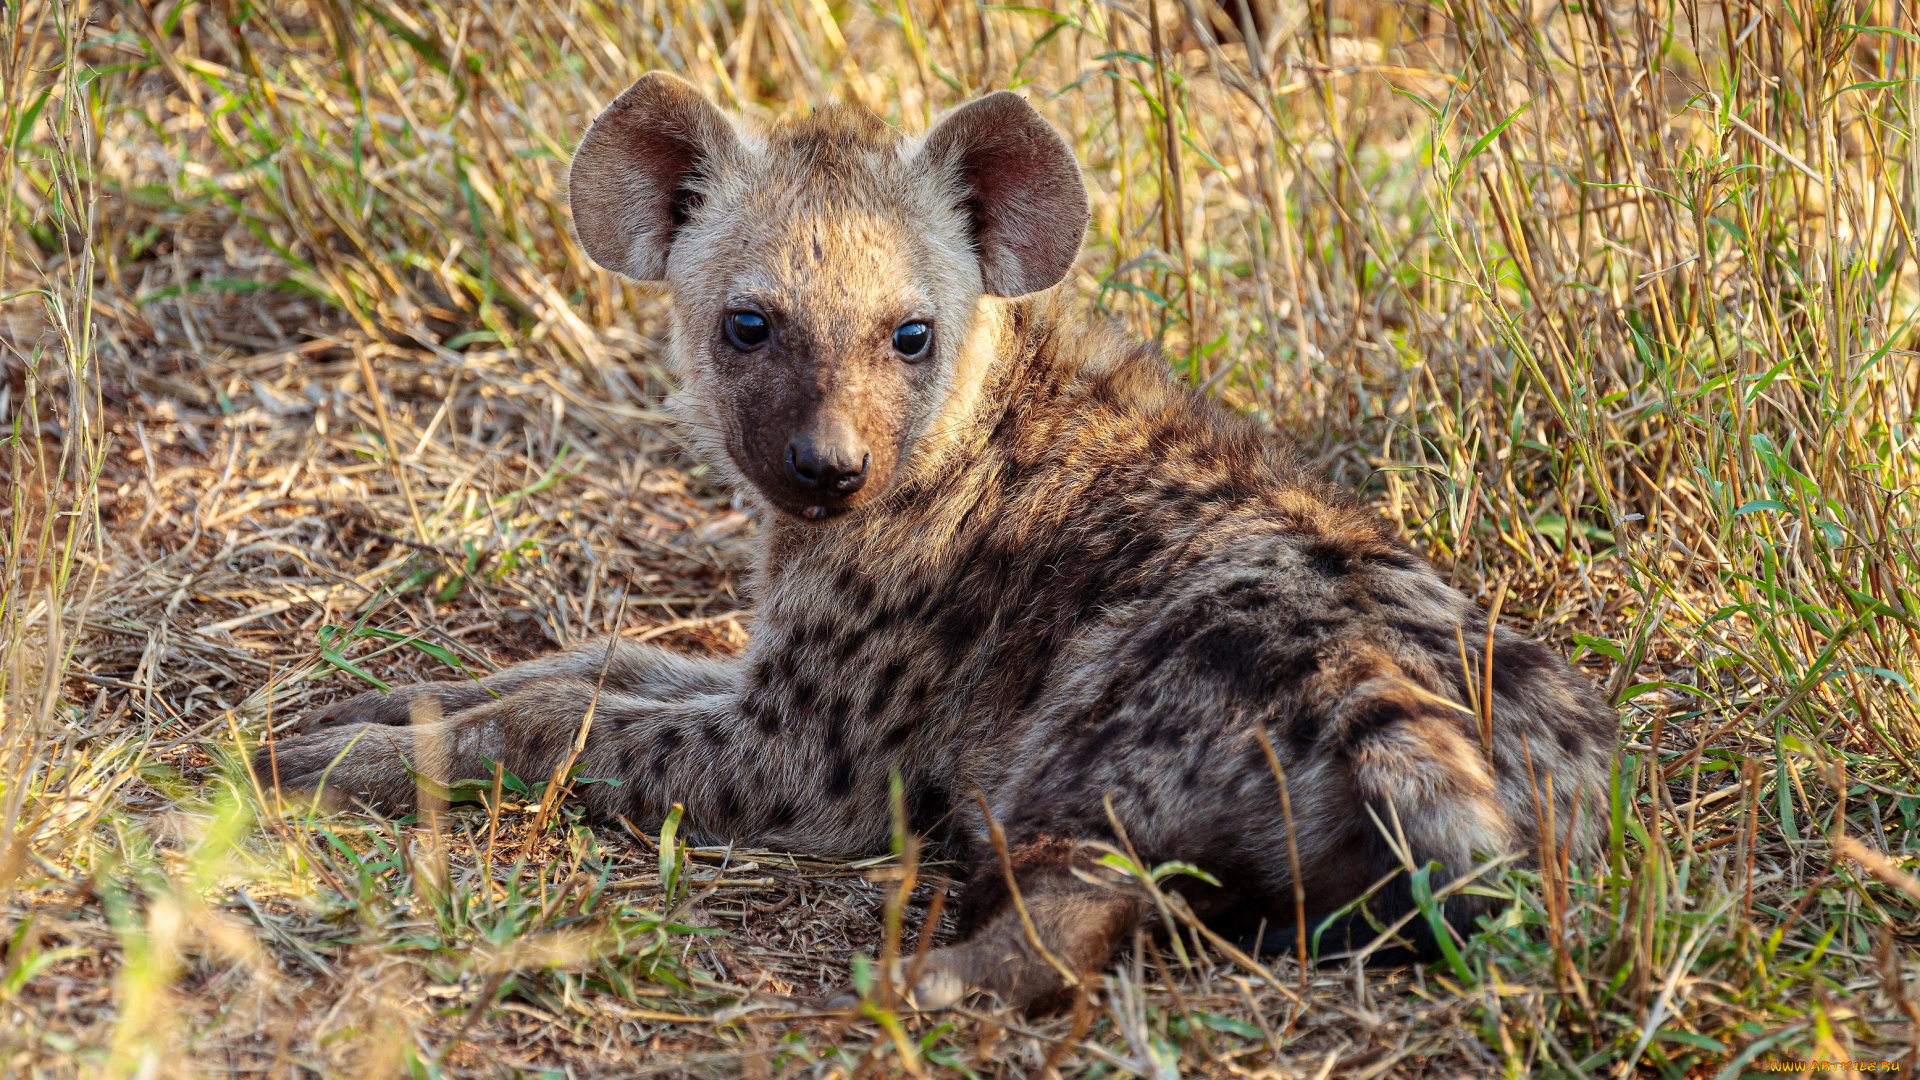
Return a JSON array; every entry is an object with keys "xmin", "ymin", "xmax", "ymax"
[{"xmin": 786, "ymin": 437, "xmax": 870, "ymax": 495}]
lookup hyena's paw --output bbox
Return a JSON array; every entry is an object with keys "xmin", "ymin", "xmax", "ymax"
[
  {"xmin": 254, "ymin": 723, "xmax": 420, "ymax": 813},
  {"xmin": 821, "ymin": 956, "xmax": 968, "ymax": 1013},
  {"xmin": 838, "ymin": 874, "xmax": 1146, "ymax": 1013},
  {"xmin": 290, "ymin": 682, "xmax": 478, "ymax": 734}
]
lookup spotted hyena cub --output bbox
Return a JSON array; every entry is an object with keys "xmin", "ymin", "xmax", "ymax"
[{"xmin": 262, "ymin": 74, "xmax": 1616, "ymax": 1010}]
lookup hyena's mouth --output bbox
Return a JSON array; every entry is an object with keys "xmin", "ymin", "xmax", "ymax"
[{"xmin": 751, "ymin": 483, "xmax": 862, "ymax": 523}]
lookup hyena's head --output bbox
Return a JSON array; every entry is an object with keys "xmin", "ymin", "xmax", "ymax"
[{"xmin": 568, "ymin": 74, "xmax": 1088, "ymax": 521}]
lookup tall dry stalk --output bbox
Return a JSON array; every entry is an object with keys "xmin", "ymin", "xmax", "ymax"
[{"xmin": 1, "ymin": 0, "xmax": 119, "ymax": 893}]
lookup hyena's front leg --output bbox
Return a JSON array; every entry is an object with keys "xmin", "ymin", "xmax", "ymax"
[
  {"xmin": 259, "ymin": 676, "xmax": 610, "ymax": 810},
  {"xmin": 260, "ymin": 678, "xmax": 894, "ymax": 855},
  {"xmin": 264, "ymin": 678, "xmax": 712, "ymax": 815},
  {"xmin": 287, "ymin": 640, "xmax": 733, "ymax": 733}
]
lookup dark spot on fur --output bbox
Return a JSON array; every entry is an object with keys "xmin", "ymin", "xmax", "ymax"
[
  {"xmin": 935, "ymin": 602, "xmax": 989, "ymax": 657},
  {"xmin": 907, "ymin": 781, "xmax": 952, "ymax": 837},
  {"xmin": 868, "ymin": 660, "xmax": 907, "ymax": 717},
  {"xmin": 1384, "ymin": 618, "xmax": 1458, "ymax": 656},
  {"xmin": 1068, "ymin": 719, "xmax": 1127, "ymax": 772},
  {"xmin": 1219, "ymin": 577, "xmax": 1275, "ymax": 612},
  {"xmin": 838, "ymin": 619, "xmax": 874, "ymax": 657},
  {"xmin": 827, "ymin": 756, "xmax": 857, "ymax": 798},
  {"xmin": 1135, "ymin": 715, "xmax": 1167, "ymax": 746},
  {"xmin": 901, "ymin": 584, "xmax": 934, "ymax": 620},
  {"xmin": 1342, "ymin": 696, "xmax": 1414, "ymax": 742},
  {"xmin": 1199, "ymin": 480, "xmax": 1240, "ymax": 504},
  {"xmin": 1279, "ymin": 614, "xmax": 1343, "ymax": 640},
  {"xmin": 1182, "ymin": 621, "xmax": 1313, "ymax": 697},
  {"xmin": 1132, "ymin": 609, "xmax": 1207, "ymax": 673},
  {"xmin": 828, "ymin": 693, "xmax": 856, "ymax": 723},
  {"xmin": 1303, "ymin": 540, "xmax": 1352, "ymax": 577},
  {"xmin": 1013, "ymin": 662, "xmax": 1052, "ymax": 714},
  {"xmin": 1490, "ymin": 638, "xmax": 1557, "ymax": 695},
  {"xmin": 702, "ymin": 720, "xmax": 726, "ymax": 746},
  {"xmin": 925, "ymin": 591, "xmax": 990, "ymax": 653},
  {"xmin": 789, "ymin": 678, "xmax": 816, "ymax": 712},
  {"xmin": 659, "ymin": 725, "xmax": 683, "ymax": 750},
  {"xmin": 1369, "ymin": 546, "xmax": 1421, "ymax": 571},
  {"xmin": 1267, "ymin": 646, "xmax": 1322, "ymax": 687},
  {"xmin": 1190, "ymin": 723, "xmax": 1224, "ymax": 760},
  {"xmin": 882, "ymin": 720, "xmax": 913, "ymax": 748},
  {"xmin": 999, "ymin": 456, "xmax": 1028, "ymax": 491},
  {"xmin": 718, "ymin": 787, "xmax": 741, "ymax": 819},
  {"xmin": 1069, "ymin": 666, "xmax": 1139, "ymax": 735},
  {"xmin": 1140, "ymin": 715, "xmax": 1186, "ymax": 749}
]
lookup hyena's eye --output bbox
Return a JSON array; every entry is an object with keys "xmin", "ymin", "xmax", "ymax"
[
  {"xmin": 726, "ymin": 310, "xmax": 770, "ymax": 350},
  {"xmin": 892, "ymin": 320, "xmax": 932, "ymax": 360}
]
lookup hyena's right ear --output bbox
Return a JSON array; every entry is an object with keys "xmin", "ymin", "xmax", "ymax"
[{"xmin": 568, "ymin": 72, "xmax": 742, "ymax": 281}]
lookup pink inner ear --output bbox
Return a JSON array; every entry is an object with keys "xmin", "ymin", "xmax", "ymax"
[
  {"xmin": 926, "ymin": 93, "xmax": 1089, "ymax": 298},
  {"xmin": 568, "ymin": 73, "xmax": 738, "ymax": 281},
  {"xmin": 631, "ymin": 120, "xmax": 709, "ymax": 229}
]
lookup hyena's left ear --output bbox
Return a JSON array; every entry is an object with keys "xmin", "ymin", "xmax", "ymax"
[
  {"xmin": 918, "ymin": 91, "xmax": 1089, "ymax": 297},
  {"xmin": 569, "ymin": 72, "xmax": 742, "ymax": 281}
]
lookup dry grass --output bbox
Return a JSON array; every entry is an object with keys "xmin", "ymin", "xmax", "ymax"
[{"xmin": 5, "ymin": 0, "xmax": 1920, "ymax": 1075}]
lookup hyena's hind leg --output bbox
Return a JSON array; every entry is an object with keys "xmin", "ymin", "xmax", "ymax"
[
  {"xmin": 867, "ymin": 841, "xmax": 1148, "ymax": 1012},
  {"xmin": 288, "ymin": 640, "xmax": 735, "ymax": 733},
  {"xmin": 1312, "ymin": 655, "xmax": 1520, "ymax": 957}
]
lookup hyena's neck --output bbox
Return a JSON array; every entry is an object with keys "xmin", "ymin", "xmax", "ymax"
[{"xmin": 903, "ymin": 295, "xmax": 1019, "ymax": 484}]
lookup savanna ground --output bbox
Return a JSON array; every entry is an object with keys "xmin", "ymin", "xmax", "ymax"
[{"xmin": 5, "ymin": 0, "xmax": 1920, "ymax": 1075}]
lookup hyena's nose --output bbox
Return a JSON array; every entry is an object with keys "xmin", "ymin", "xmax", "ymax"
[{"xmin": 786, "ymin": 436, "xmax": 870, "ymax": 496}]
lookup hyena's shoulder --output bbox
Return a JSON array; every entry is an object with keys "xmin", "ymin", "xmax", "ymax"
[{"xmin": 987, "ymin": 299, "xmax": 1415, "ymax": 567}]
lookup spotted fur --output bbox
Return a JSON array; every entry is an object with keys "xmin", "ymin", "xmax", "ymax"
[{"xmin": 261, "ymin": 75, "xmax": 1617, "ymax": 1011}]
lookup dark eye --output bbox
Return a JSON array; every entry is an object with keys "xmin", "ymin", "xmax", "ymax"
[
  {"xmin": 892, "ymin": 321, "xmax": 932, "ymax": 358},
  {"xmin": 726, "ymin": 311, "xmax": 770, "ymax": 349}
]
